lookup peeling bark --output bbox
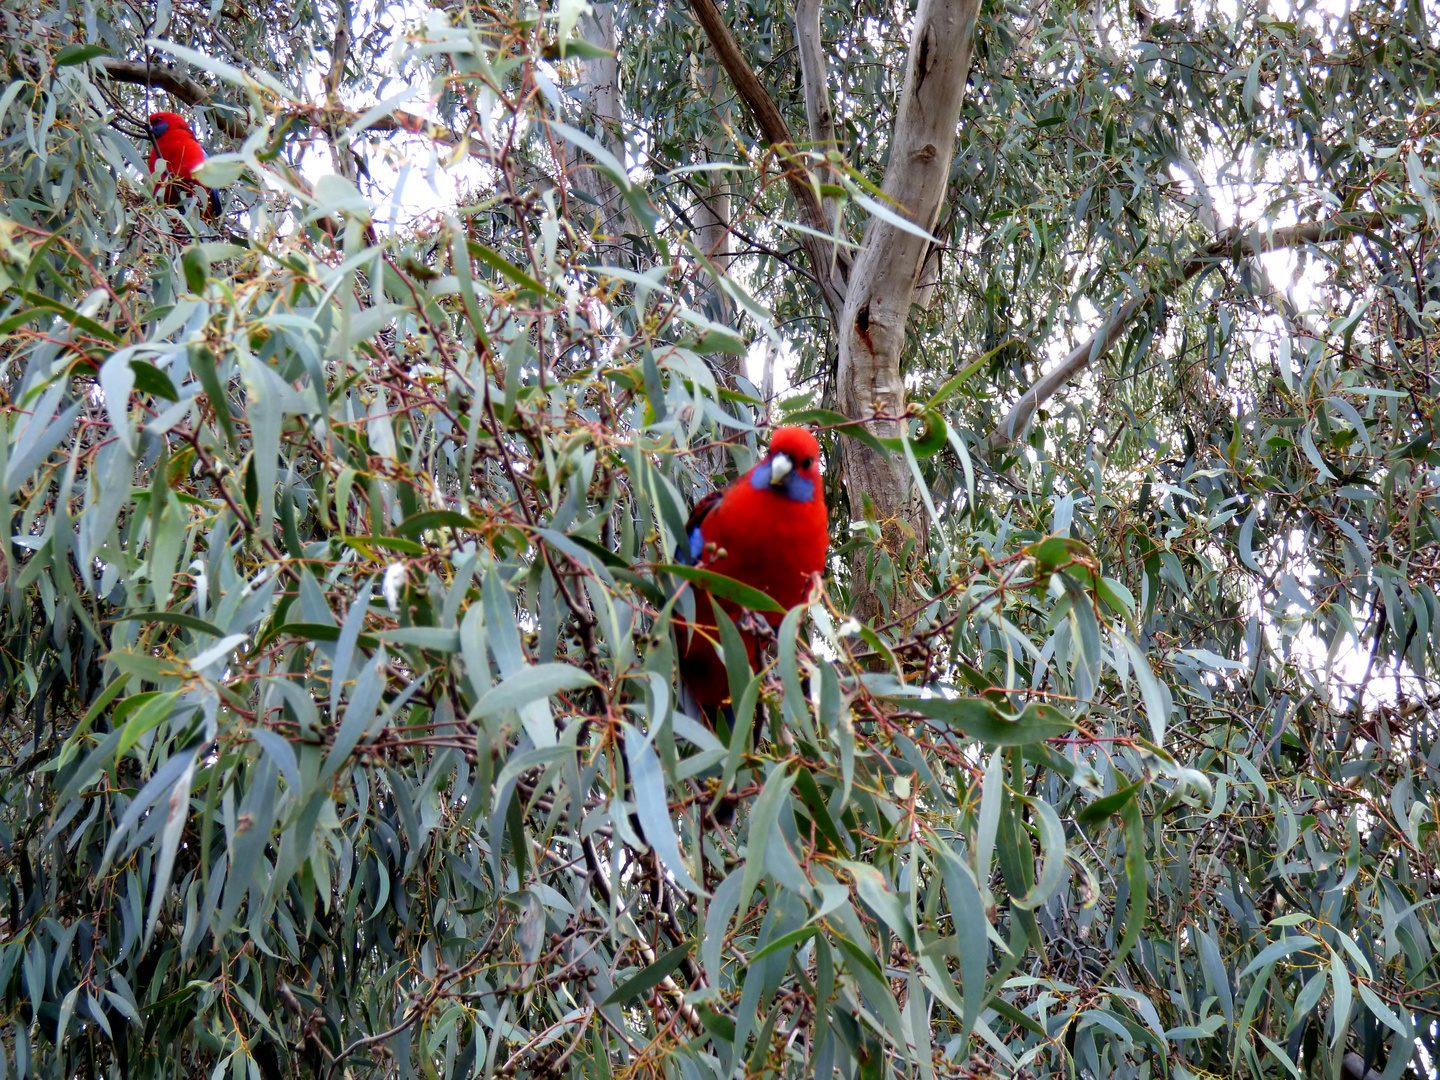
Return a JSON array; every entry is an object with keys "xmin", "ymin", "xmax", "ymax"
[{"xmin": 836, "ymin": 0, "xmax": 983, "ymax": 623}]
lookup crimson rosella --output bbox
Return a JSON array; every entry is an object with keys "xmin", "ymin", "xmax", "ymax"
[
  {"xmin": 676, "ymin": 427, "xmax": 829, "ymax": 718},
  {"xmin": 147, "ymin": 111, "xmax": 223, "ymax": 217}
]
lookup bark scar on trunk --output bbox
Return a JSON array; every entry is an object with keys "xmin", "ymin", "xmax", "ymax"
[
  {"xmin": 855, "ymin": 302, "xmax": 874, "ymax": 353},
  {"xmin": 914, "ymin": 143, "xmax": 936, "ymax": 162},
  {"xmin": 914, "ymin": 28, "xmax": 934, "ymax": 95}
]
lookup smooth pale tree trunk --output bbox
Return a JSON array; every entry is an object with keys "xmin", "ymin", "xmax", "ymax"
[
  {"xmin": 695, "ymin": 0, "xmax": 983, "ymax": 622},
  {"xmin": 832, "ymin": 0, "xmax": 983, "ymax": 624},
  {"xmin": 795, "ymin": 0, "xmax": 839, "ymax": 243}
]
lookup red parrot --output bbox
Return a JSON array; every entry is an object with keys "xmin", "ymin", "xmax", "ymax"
[
  {"xmin": 676, "ymin": 427, "xmax": 829, "ymax": 718},
  {"xmin": 147, "ymin": 111, "xmax": 223, "ymax": 217}
]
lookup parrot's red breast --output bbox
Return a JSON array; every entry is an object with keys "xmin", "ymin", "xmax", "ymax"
[
  {"xmin": 676, "ymin": 427, "xmax": 829, "ymax": 717},
  {"xmin": 147, "ymin": 112, "xmax": 222, "ymax": 217}
]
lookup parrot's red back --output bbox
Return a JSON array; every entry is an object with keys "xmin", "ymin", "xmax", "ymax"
[
  {"xmin": 676, "ymin": 427, "xmax": 829, "ymax": 719},
  {"xmin": 147, "ymin": 111, "xmax": 222, "ymax": 216},
  {"xmin": 148, "ymin": 112, "xmax": 203, "ymax": 176}
]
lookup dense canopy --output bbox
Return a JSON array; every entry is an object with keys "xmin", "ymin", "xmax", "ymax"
[{"xmin": 1, "ymin": 0, "xmax": 1439, "ymax": 1078}]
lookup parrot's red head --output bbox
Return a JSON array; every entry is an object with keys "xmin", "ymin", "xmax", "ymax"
[
  {"xmin": 148, "ymin": 112, "xmax": 191, "ymax": 139},
  {"xmin": 749, "ymin": 427, "xmax": 823, "ymax": 504}
]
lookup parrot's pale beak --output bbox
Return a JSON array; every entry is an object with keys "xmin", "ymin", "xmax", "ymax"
[{"xmin": 769, "ymin": 452, "xmax": 793, "ymax": 486}]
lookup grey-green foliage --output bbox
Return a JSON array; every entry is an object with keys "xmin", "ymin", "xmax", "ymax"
[{"xmin": 1, "ymin": 0, "xmax": 1439, "ymax": 1078}]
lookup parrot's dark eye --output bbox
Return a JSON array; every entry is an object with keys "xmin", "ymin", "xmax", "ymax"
[{"xmin": 801, "ymin": 456, "xmax": 814, "ymax": 469}]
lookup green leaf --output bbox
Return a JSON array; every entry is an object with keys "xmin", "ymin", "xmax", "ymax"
[
  {"xmin": 1355, "ymin": 980, "xmax": 1409, "ymax": 1040},
  {"xmin": 395, "ymin": 510, "xmax": 481, "ymax": 536},
  {"xmin": 739, "ymin": 766, "xmax": 795, "ymax": 921},
  {"xmin": 116, "ymin": 690, "xmax": 187, "ymax": 759},
  {"xmin": 832, "ymin": 934, "xmax": 906, "ymax": 1035},
  {"xmin": 749, "ymin": 925, "xmax": 818, "ymax": 964},
  {"xmin": 467, "ymin": 240, "xmax": 553, "ymax": 296},
  {"xmin": 55, "ymin": 43, "xmax": 109, "ymax": 65},
  {"xmin": 794, "ymin": 768, "xmax": 847, "ymax": 853},
  {"xmin": 547, "ymin": 120, "xmax": 632, "ymax": 195},
  {"xmin": 148, "ymin": 38, "xmax": 255, "ymax": 88},
  {"xmin": 471, "ymin": 663, "xmax": 598, "ymax": 718},
  {"xmin": 1077, "ymin": 782, "xmax": 1143, "ymax": 827},
  {"xmin": 1329, "ymin": 947, "xmax": 1351, "ymax": 1048},
  {"xmin": 896, "ymin": 694, "xmax": 1072, "ymax": 744},
  {"xmin": 18, "ymin": 288, "xmax": 121, "ymax": 344},
  {"xmin": 130, "ymin": 360, "xmax": 180, "ymax": 402},
  {"xmin": 1025, "ymin": 534, "xmax": 1094, "ymax": 568},
  {"xmin": 1097, "ymin": 799, "xmax": 1147, "ymax": 981},
  {"xmin": 145, "ymin": 754, "xmax": 196, "ymax": 945},
  {"xmin": 779, "ymin": 408, "xmax": 891, "ymax": 458},
  {"xmin": 1119, "ymin": 635, "xmax": 1170, "ymax": 745},
  {"xmin": 189, "ymin": 346, "xmax": 236, "ymax": 452},
  {"xmin": 375, "ymin": 627, "xmax": 461, "ymax": 652},
  {"xmin": 1009, "ymin": 796, "xmax": 1066, "ymax": 910},
  {"xmin": 1238, "ymin": 935, "xmax": 1317, "ymax": 979},
  {"xmin": 340, "ymin": 535, "xmax": 426, "ymax": 556},
  {"xmin": 601, "ymin": 940, "xmax": 693, "ymax": 1005},
  {"xmin": 935, "ymin": 847, "xmax": 987, "ymax": 1040},
  {"xmin": 115, "ymin": 611, "xmax": 225, "ymax": 637},
  {"xmin": 839, "ymin": 861, "xmax": 915, "ymax": 950},
  {"xmin": 846, "ymin": 183, "xmax": 942, "ymax": 245},
  {"xmin": 655, "ymin": 564, "xmax": 785, "ymax": 614},
  {"xmin": 623, "ymin": 721, "xmax": 701, "ymax": 894}
]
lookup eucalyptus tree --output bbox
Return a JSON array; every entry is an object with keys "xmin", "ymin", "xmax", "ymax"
[{"xmin": 1, "ymin": 0, "xmax": 1439, "ymax": 1079}]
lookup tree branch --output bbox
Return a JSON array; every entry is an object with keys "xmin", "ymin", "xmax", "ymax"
[
  {"xmin": 1341, "ymin": 1052, "xmax": 1384, "ymax": 1080},
  {"xmin": 323, "ymin": 0, "xmax": 358, "ymax": 181},
  {"xmin": 1162, "ymin": 144, "xmax": 1325, "ymax": 350},
  {"xmin": 96, "ymin": 56, "xmax": 500, "ymax": 165},
  {"xmin": 795, "ymin": 0, "xmax": 838, "ymax": 235},
  {"xmin": 688, "ymin": 0, "xmax": 848, "ymax": 317},
  {"xmin": 97, "ymin": 58, "xmax": 250, "ymax": 137},
  {"xmin": 985, "ymin": 211, "xmax": 1387, "ymax": 453}
]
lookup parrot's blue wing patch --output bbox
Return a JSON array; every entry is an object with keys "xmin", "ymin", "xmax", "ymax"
[{"xmin": 679, "ymin": 490, "xmax": 724, "ymax": 564}]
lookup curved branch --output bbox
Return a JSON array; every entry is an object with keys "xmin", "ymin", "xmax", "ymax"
[
  {"xmin": 986, "ymin": 212, "xmax": 1386, "ymax": 454},
  {"xmin": 96, "ymin": 59, "xmax": 250, "ymax": 137},
  {"xmin": 1163, "ymin": 145, "xmax": 1324, "ymax": 349}
]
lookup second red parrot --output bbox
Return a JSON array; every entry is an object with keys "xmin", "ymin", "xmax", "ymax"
[{"xmin": 148, "ymin": 111, "xmax": 223, "ymax": 217}]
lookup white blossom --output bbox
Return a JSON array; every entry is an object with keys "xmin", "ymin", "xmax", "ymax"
[{"xmin": 383, "ymin": 562, "xmax": 407, "ymax": 613}]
